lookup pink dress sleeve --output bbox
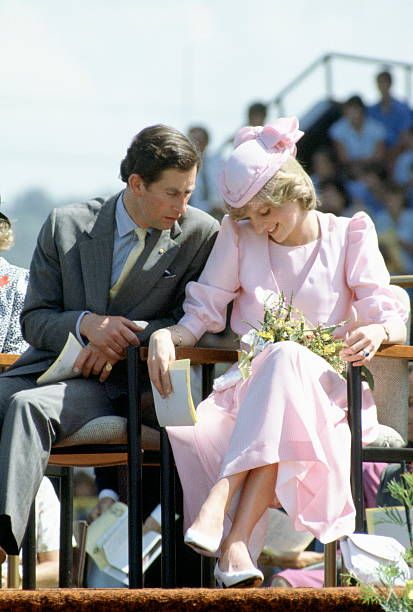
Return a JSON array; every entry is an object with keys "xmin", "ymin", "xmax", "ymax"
[
  {"xmin": 179, "ymin": 215, "xmax": 240, "ymax": 339},
  {"xmin": 345, "ymin": 212, "xmax": 408, "ymax": 325}
]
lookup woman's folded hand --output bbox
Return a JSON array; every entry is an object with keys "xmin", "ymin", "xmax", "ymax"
[
  {"xmin": 148, "ymin": 329, "xmax": 176, "ymax": 397},
  {"xmin": 340, "ymin": 323, "xmax": 387, "ymax": 366}
]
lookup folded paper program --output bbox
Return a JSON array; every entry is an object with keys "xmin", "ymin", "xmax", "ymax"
[{"xmin": 85, "ymin": 502, "xmax": 162, "ymax": 584}]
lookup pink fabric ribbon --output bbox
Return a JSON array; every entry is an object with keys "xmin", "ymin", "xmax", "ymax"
[{"xmin": 234, "ymin": 117, "xmax": 303, "ymax": 157}]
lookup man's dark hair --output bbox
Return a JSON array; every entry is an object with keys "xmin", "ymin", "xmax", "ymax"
[
  {"xmin": 188, "ymin": 126, "xmax": 210, "ymax": 148},
  {"xmin": 344, "ymin": 95, "xmax": 365, "ymax": 111},
  {"xmin": 377, "ymin": 70, "xmax": 392, "ymax": 86},
  {"xmin": 247, "ymin": 102, "xmax": 267, "ymax": 121},
  {"xmin": 120, "ymin": 124, "xmax": 201, "ymax": 185}
]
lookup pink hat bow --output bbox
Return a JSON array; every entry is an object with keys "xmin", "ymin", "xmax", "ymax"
[
  {"xmin": 234, "ymin": 116, "xmax": 303, "ymax": 155},
  {"xmin": 220, "ymin": 116, "xmax": 304, "ymax": 208}
]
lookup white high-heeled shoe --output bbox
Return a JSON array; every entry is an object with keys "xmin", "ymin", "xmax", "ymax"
[
  {"xmin": 184, "ymin": 527, "xmax": 222, "ymax": 555},
  {"xmin": 214, "ymin": 561, "xmax": 264, "ymax": 588}
]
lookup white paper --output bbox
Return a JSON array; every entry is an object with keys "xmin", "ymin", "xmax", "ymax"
[
  {"xmin": 133, "ymin": 320, "xmax": 149, "ymax": 330},
  {"xmin": 150, "ymin": 359, "xmax": 197, "ymax": 427},
  {"xmin": 37, "ymin": 332, "xmax": 82, "ymax": 385},
  {"xmin": 86, "ymin": 502, "xmax": 163, "ymax": 584}
]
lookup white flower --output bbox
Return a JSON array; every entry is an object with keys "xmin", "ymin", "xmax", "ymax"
[{"xmin": 254, "ymin": 287, "xmax": 278, "ymax": 307}]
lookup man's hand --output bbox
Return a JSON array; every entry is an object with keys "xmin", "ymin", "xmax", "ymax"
[
  {"xmin": 87, "ymin": 497, "xmax": 115, "ymax": 524},
  {"xmin": 80, "ymin": 314, "xmax": 142, "ymax": 361},
  {"xmin": 73, "ymin": 344, "xmax": 121, "ymax": 382}
]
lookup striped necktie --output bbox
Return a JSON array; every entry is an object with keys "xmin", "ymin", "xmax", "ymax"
[{"xmin": 109, "ymin": 227, "xmax": 147, "ymax": 299}]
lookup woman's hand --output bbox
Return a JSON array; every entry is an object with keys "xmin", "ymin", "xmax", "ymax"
[
  {"xmin": 148, "ymin": 329, "xmax": 176, "ymax": 397},
  {"xmin": 340, "ymin": 323, "xmax": 387, "ymax": 366}
]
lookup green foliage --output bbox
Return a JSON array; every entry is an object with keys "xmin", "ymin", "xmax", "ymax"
[{"xmin": 386, "ymin": 474, "xmax": 413, "ymax": 509}]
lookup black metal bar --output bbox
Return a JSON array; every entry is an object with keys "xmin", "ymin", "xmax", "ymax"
[
  {"xmin": 363, "ymin": 447, "xmax": 413, "ymax": 461},
  {"xmin": 201, "ymin": 557, "xmax": 216, "ymax": 588},
  {"xmin": 161, "ymin": 428, "xmax": 176, "ymax": 587},
  {"xmin": 22, "ymin": 502, "xmax": 36, "ymax": 589},
  {"xmin": 51, "ymin": 444, "xmax": 127, "ymax": 455},
  {"xmin": 348, "ymin": 364, "xmax": 364, "ymax": 532},
  {"xmin": 202, "ymin": 364, "xmax": 214, "ymax": 400},
  {"xmin": 200, "ymin": 363, "xmax": 217, "ymax": 587},
  {"xmin": 127, "ymin": 346, "xmax": 143, "ymax": 588},
  {"xmin": 59, "ymin": 466, "xmax": 73, "ymax": 587}
]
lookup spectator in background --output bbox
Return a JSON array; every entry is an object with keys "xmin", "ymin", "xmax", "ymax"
[
  {"xmin": 369, "ymin": 70, "xmax": 413, "ymax": 163},
  {"xmin": 0, "ymin": 210, "xmax": 59, "ymax": 587},
  {"xmin": 329, "ymin": 95, "xmax": 386, "ymax": 177},
  {"xmin": 219, "ymin": 101, "xmax": 268, "ymax": 157},
  {"xmin": 310, "ymin": 147, "xmax": 342, "ymax": 192},
  {"xmin": 187, "ymin": 126, "xmax": 223, "ymax": 220},
  {"xmin": 345, "ymin": 163, "xmax": 388, "ymax": 218},
  {"xmin": 0, "ymin": 223, "xmax": 59, "ymax": 583},
  {"xmin": 0, "ymin": 209, "xmax": 29, "ymax": 354},
  {"xmin": 393, "ymin": 126, "xmax": 413, "ymax": 192},
  {"xmin": 247, "ymin": 101, "xmax": 268, "ymax": 127},
  {"xmin": 318, "ymin": 179, "xmax": 354, "ymax": 217},
  {"xmin": 374, "ymin": 183, "xmax": 413, "ymax": 274}
]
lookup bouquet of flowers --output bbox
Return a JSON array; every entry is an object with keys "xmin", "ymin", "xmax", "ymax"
[{"xmin": 238, "ymin": 292, "xmax": 373, "ymax": 389}]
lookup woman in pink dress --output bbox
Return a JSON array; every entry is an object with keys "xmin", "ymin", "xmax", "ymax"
[{"xmin": 148, "ymin": 117, "xmax": 407, "ymax": 588}]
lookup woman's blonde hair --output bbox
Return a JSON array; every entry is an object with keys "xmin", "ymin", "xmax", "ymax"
[
  {"xmin": 0, "ymin": 217, "xmax": 14, "ymax": 251},
  {"xmin": 227, "ymin": 156, "xmax": 318, "ymax": 220}
]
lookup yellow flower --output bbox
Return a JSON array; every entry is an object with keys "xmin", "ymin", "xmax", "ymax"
[
  {"xmin": 258, "ymin": 331, "xmax": 274, "ymax": 340},
  {"xmin": 404, "ymin": 579, "xmax": 413, "ymax": 599}
]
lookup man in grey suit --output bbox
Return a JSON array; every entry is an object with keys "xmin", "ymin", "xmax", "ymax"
[{"xmin": 0, "ymin": 124, "xmax": 219, "ymax": 562}]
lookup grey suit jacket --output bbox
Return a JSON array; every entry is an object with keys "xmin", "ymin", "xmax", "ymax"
[{"xmin": 8, "ymin": 193, "xmax": 219, "ymax": 384}]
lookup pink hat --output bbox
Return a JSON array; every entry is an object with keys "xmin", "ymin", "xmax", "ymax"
[{"xmin": 219, "ymin": 116, "xmax": 304, "ymax": 208}]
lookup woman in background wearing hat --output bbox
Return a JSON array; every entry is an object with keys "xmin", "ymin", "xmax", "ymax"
[
  {"xmin": 148, "ymin": 117, "xmax": 407, "ymax": 588},
  {"xmin": 0, "ymin": 211, "xmax": 28, "ymax": 354}
]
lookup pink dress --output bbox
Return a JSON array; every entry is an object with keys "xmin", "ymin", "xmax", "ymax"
[{"xmin": 167, "ymin": 211, "xmax": 407, "ymax": 558}]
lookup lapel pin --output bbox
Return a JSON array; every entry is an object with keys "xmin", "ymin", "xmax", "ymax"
[{"xmin": 159, "ymin": 248, "xmax": 165, "ymax": 254}]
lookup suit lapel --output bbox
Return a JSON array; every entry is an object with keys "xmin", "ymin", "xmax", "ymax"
[
  {"xmin": 79, "ymin": 195, "xmax": 118, "ymax": 314},
  {"xmin": 108, "ymin": 221, "xmax": 182, "ymax": 316}
]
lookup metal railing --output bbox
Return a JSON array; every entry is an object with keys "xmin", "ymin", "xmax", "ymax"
[{"xmin": 272, "ymin": 52, "xmax": 413, "ymax": 116}]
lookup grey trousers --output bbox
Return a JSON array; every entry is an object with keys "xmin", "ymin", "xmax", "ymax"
[{"xmin": 0, "ymin": 374, "xmax": 119, "ymax": 553}]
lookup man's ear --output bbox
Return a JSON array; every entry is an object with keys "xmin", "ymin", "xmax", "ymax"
[{"xmin": 128, "ymin": 173, "xmax": 146, "ymax": 195}]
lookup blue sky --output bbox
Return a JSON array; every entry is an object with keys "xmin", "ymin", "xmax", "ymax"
[{"xmin": 1, "ymin": 0, "xmax": 413, "ymax": 203}]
